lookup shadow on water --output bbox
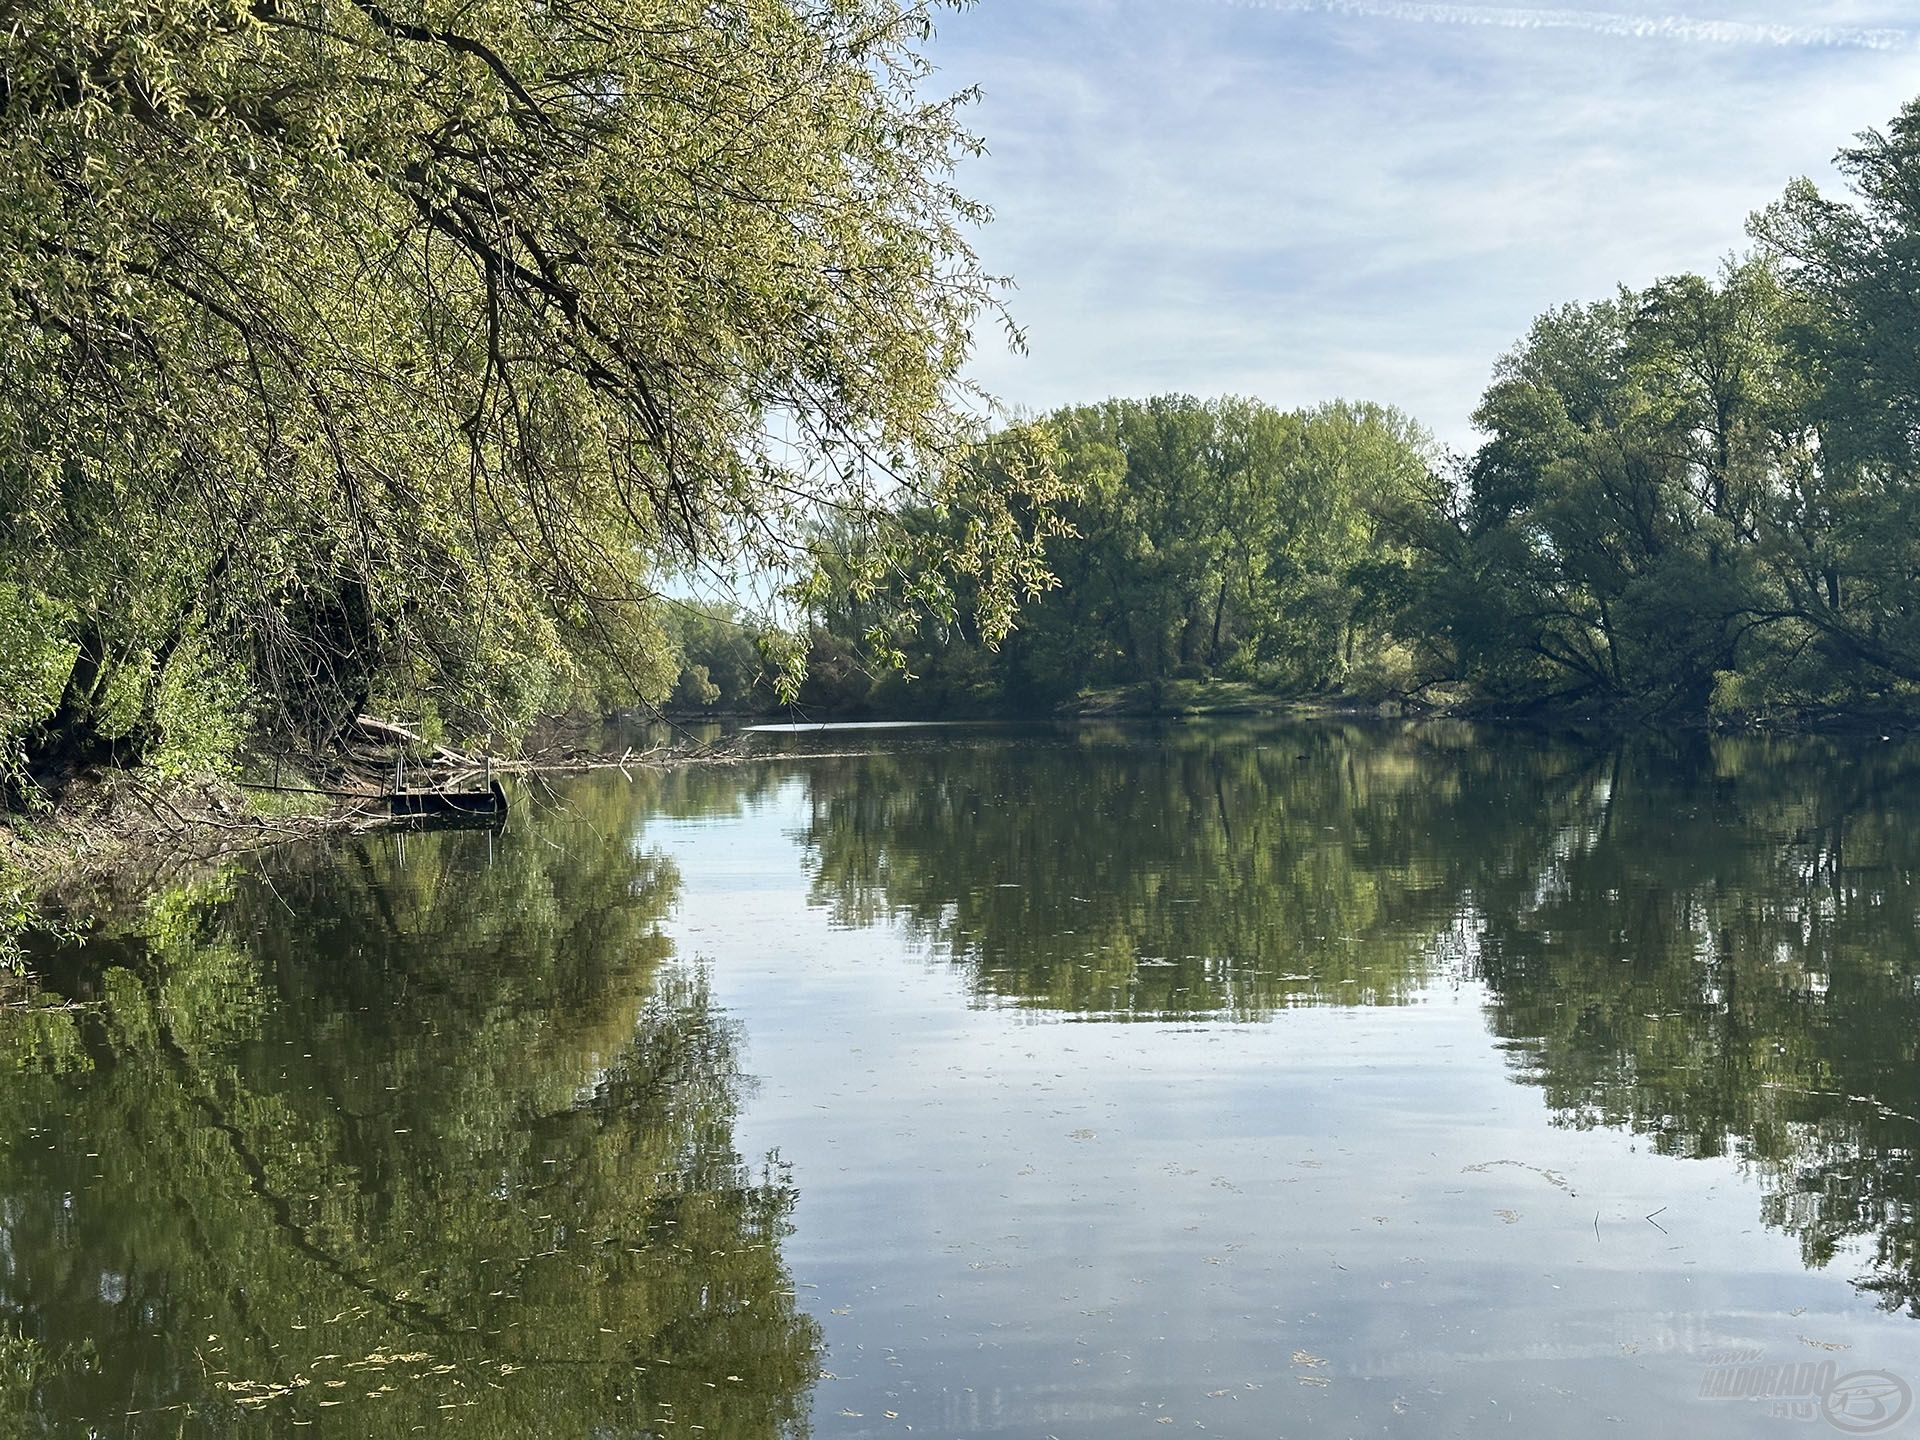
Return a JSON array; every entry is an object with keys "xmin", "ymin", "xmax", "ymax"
[{"xmin": 0, "ymin": 779, "xmax": 820, "ymax": 1437}]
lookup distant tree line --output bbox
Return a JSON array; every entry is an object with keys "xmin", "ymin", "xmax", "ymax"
[
  {"xmin": 12, "ymin": 0, "xmax": 1920, "ymax": 785},
  {"xmin": 668, "ymin": 397, "xmax": 1438, "ymax": 715},
  {"xmin": 672, "ymin": 98, "xmax": 1920, "ymax": 726}
]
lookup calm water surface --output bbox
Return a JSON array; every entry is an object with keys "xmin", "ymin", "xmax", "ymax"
[{"xmin": 5, "ymin": 722, "xmax": 1920, "ymax": 1436}]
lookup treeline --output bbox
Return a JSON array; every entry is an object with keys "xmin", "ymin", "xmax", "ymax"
[
  {"xmin": 13, "ymin": 5, "xmax": 1920, "ymax": 791},
  {"xmin": 1402, "ymin": 108, "xmax": 1920, "ymax": 723},
  {"xmin": 873, "ymin": 397, "xmax": 1435, "ymax": 711},
  {"xmin": 667, "ymin": 397, "xmax": 1438, "ymax": 715},
  {"xmin": 673, "ymin": 98, "xmax": 1920, "ymax": 726}
]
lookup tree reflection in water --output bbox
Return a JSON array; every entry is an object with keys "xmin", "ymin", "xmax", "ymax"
[
  {"xmin": 787, "ymin": 723, "xmax": 1920, "ymax": 1317},
  {"xmin": 5, "ymin": 721, "xmax": 1920, "ymax": 1440},
  {"xmin": 0, "ymin": 777, "xmax": 820, "ymax": 1437}
]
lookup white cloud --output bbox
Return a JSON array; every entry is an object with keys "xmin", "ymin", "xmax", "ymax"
[
  {"xmin": 935, "ymin": 0, "xmax": 1920, "ymax": 447},
  {"xmin": 1212, "ymin": 0, "xmax": 1920, "ymax": 52}
]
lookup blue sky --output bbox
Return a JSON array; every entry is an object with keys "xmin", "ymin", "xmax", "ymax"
[{"xmin": 928, "ymin": 0, "xmax": 1920, "ymax": 449}]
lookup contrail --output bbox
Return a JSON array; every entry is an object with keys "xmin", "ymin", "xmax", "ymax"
[{"xmin": 1203, "ymin": 0, "xmax": 1920, "ymax": 50}]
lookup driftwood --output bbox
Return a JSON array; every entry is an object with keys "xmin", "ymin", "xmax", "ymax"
[{"xmin": 351, "ymin": 715, "xmax": 474, "ymax": 768}]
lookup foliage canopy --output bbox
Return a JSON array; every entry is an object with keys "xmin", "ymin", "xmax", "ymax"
[
  {"xmin": 0, "ymin": 0, "xmax": 1056, "ymax": 792},
  {"xmin": 1385, "ymin": 97, "xmax": 1920, "ymax": 723}
]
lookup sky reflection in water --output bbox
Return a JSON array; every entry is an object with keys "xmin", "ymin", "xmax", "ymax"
[{"xmin": 4, "ymin": 721, "xmax": 1918, "ymax": 1436}]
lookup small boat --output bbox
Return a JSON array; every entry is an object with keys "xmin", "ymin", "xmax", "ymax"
[{"xmin": 387, "ymin": 778, "xmax": 509, "ymax": 822}]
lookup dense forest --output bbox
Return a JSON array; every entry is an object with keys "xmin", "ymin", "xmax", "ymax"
[
  {"xmin": 676, "ymin": 98, "xmax": 1920, "ymax": 728},
  {"xmin": 9, "ymin": 0, "xmax": 1920, "ymax": 819}
]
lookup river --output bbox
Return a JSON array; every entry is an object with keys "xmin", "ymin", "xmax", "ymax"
[{"xmin": 3, "ymin": 720, "xmax": 1917, "ymax": 1436}]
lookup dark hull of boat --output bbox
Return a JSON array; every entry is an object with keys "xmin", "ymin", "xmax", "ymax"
[{"xmin": 387, "ymin": 779, "xmax": 509, "ymax": 823}]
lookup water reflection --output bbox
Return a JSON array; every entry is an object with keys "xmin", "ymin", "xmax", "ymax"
[
  {"xmin": 1469, "ymin": 739, "xmax": 1920, "ymax": 1320},
  {"xmin": 0, "ymin": 780, "xmax": 819, "ymax": 1436},
  {"xmin": 782, "ymin": 723, "xmax": 1920, "ymax": 1316},
  {"xmin": 5, "ymin": 721, "xmax": 1920, "ymax": 1439},
  {"xmin": 794, "ymin": 722, "xmax": 1569, "ymax": 1016}
]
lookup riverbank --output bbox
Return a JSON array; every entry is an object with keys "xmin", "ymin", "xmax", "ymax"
[
  {"xmin": 661, "ymin": 680, "xmax": 1409, "ymax": 726},
  {"xmin": 1058, "ymin": 680, "xmax": 1406, "ymax": 720},
  {"xmin": 0, "ymin": 729, "xmax": 799, "ymax": 967},
  {"xmin": 671, "ymin": 679, "xmax": 1920, "ymax": 735},
  {"xmin": 0, "ymin": 772, "xmax": 367, "ymax": 945},
  {"xmin": 10, "ymin": 689, "xmax": 1919, "ymax": 971}
]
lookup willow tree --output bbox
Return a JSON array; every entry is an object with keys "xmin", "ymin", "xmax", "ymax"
[
  {"xmin": 1748, "ymin": 98, "xmax": 1920, "ymax": 696},
  {"xmin": 0, "ymin": 0, "xmax": 1057, "ymax": 793}
]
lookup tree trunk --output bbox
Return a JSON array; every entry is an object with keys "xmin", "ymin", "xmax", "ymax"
[{"xmin": 17, "ymin": 623, "xmax": 117, "ymax": 802}]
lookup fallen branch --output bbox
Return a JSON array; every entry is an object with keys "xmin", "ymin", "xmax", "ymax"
[{"xmin": 350, "ymin": 715, "xmax": 474, "ymax": 768}]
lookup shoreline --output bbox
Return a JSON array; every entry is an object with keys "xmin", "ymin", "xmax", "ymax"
[
  {"xmin": 0, "ymin": 735, "xmax": 898, "ymax": 946},
  {"xmin": 8, "ymin": 701, "xmax": 1918, "ymax": 964},
  {"xmin": 666, "ymin": 687, "xmax": 1920, "ymax": 736}
]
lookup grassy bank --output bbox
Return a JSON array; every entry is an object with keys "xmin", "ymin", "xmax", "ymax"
[{"xmin": 0, "ymin": 771, "xmax": 352, "ymax": 969}]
